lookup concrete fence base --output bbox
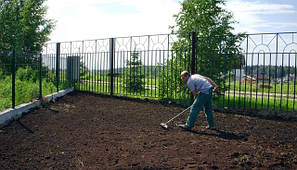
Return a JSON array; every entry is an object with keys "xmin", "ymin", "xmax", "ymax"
[{"xmin": 0, "ymin": 87, "xmax": 74, "ymax": 128}]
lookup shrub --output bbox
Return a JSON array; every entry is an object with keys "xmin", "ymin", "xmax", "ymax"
[
  {"xmin": 16, "ymin": 66, "xmax": 40, "ymax": 82},
  {"xmin": 15, "ymin": 79, "xmax": 39, "ymax": 105},
  {"xmin": 124, "ymin": 52, "xmax": 145, "ymax": 92}
]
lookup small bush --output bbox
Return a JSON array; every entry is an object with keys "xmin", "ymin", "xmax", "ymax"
[
  {"xmin": 15, "ymin": 79, "xmax": 39, "ymax": 105},
  {"xmin": 0, "ymin": 71, "xmax": 57, "ymax": 111},
  {"xmin": 16, "ymin": 66, "xmax": 38, "ymax": 82}
]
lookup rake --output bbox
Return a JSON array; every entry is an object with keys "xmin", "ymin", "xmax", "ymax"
[{"xmin": 160, "ymin": 106, "xmax": 191, "ymax": 129}]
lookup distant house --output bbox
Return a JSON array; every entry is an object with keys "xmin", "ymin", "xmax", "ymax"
[
  {"xmin": 282, "ymin": 74, "xmax": 296, "ymax": 83},
  {"xmin": 253, "ymin": 74, "xmax": 270, "ymax": 83},
  {"xmin": 241, "ymin": 75, "xmax": 255, "ymax": 85}
]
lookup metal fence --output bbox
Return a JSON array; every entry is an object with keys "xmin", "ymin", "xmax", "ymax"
[
  {"xmin": 0, "ymin": 50, "xmax": 73, "ymax": 112},
  {"xmin": 41, "ymin": 32, "xmax": 297, "ymax": 112},
  {"xmin": 0, "ymin": 51, "xmax": 41, "ymax": 110},
  {"xmin": 1, "ymin": 32, "xmax": 296, "ymax": 113},
  {"xmin": 234, "ymin": 32, "xmax": 297, "ymax": 111}
]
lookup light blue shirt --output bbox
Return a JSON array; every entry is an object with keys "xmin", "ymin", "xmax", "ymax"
[{"xmin": 187, "ymin": 74, "xmax": 212, "ymax": 94}]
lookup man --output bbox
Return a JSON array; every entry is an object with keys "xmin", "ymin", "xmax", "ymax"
[{"xmin": 179, "ymin": 71, "xmax": 218, "ymax": 131}]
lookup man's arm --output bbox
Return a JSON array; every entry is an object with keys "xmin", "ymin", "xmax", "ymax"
[
  {"xmin": 204, "ymin": 76, "xmax": 218, "ymax": 92},
  {"xmin": 191, "ymin": 90, "xmax": 197, "ymax": 97}
]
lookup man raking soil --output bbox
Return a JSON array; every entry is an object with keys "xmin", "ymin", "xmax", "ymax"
[{"xmin": 160, "ymin": 70, "xmax": 219, "ymax": 130}]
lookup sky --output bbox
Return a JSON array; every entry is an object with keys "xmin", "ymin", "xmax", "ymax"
[{"xmin": 45, "ymin": 0, "xmax": 297, "ymax": 42}]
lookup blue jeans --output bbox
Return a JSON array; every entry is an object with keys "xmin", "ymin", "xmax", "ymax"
[{"xmin": 186, "ymin": 88, "xmax": 214, "ymax": 128}]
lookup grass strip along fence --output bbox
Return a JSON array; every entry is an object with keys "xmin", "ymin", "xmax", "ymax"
[
  {"xmin": 0, "ymin": 50, "xmax": 71, "ymax": 112},
  {"xmin": 1, "ymin": 32, "xmax": 297, "ymax": 115}
]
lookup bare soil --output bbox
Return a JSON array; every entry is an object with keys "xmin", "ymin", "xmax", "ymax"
[{"xmin": 0, "ymin": 91, "xmax": 297, "ymax": 169}]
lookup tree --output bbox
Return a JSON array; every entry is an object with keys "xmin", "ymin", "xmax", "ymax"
[
  {"xmin": 124, "ymin": 52, "xmax": 145, "ymax": 93},
  {"xmin": 0, "ymin": 0, "xmax": 55, "ymax": 70},
  {"xmin": 159, "ymin": 0, "xmax": 244, "ymax": 98}
]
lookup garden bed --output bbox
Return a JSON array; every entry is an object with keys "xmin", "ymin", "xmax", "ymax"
[{"xmin": 0, "ymin": 91, "xmax": 296, "ymax": 169}]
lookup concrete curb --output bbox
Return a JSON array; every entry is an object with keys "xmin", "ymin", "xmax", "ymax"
[{"xmin": 0, "ymin": 87, "xmax": 74, "ymax": 128}]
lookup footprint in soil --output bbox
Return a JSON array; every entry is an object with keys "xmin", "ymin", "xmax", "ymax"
[
  {"xmin": 230, "ymin": 152, "xmax": 254, "ymax": 168},
  {"xmin": 128, "ymin": 163, "xmax": 139, "ymax": 167},
  {"xmin": 114, "ymin": 159, "xmax": 119, "ymax": 165},
  {"xmin": 184, "ymin": 162, "xmax": 197, "ymax": 169},
  {"xmin": 207, "ymin": 165, "xmax": 219, "ymax": 169}
]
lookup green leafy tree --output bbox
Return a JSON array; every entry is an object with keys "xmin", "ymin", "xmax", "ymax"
[
  {"xmin": 0, "ymin": 0, "xmax": 55, "ymax": 70},
  {"xmin": 124, "ymin": 52, "xmax": 145, "ymax": 92},
  {"xmin": 159, "ymin": 0, "xmax": 244, "ymax": 99}
]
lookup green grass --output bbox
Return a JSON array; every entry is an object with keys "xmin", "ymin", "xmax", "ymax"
[
  {"xmin": 81, "ymin": 75, "xmax": 160, "ymax": 87},
  {"xmin": 77, "ymin": 79, "xmax": 296, "ymax": 111},
  {"xmin": 0, "ymin": 76, "xmax": 12, "ymax": 111},
  {"xmin": 213, "ymin": 94, "xmax": 297, "ymax": 111},
  {"xmin": 76, "ymin": 81, "xmax": 191, "ymax": 105},
  {"xmin": 0, "ymin": 74, "xmax": 69, "ymax": 112},
  {"xmin": 225, "ymin": 80, "xmax": 297, "ymax": 95}
]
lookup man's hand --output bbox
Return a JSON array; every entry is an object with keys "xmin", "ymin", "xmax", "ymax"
[
  {"xmin": 213, "ymin": 86, "xmax": 219, "ymax": 92},
  {"xmin": 213, "ymin": 86, "xmax": 220, "ymax": 95},
  {"xmin": 191, "ymin": 90, "xmax": 197, "ymax": 97}
]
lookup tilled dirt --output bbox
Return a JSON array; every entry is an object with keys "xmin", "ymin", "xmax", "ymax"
[{"xmin": 0, "ymin": 91, "xmax": 297, "ymax": 169}]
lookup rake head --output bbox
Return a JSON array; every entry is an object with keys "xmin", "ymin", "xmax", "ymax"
[{"xmin": 160, "ymin": 123, "xmax": 168, "ymax": 129}]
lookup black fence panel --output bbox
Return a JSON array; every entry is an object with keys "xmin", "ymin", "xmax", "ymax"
[
  {"xmin": 0, "ymin": 51, "xmax": 12, "ymax": 111},
  {"xmin": 41, "ymin": 32, "xmax": 297, "ymax": 112},
  {"xmin": 0, "ymin": 50, "xmax": 41, "ymax": 111},
  {"xmin": 0, "ymin": 47, "xmax": 80, "ymax": 112},
  {"xmin": 0, "ymin": 32, "xmax": 293, "ymax": 113},
  {"xmin": 14, "ymin": 51, "xmax": 41, "ymax": 108}
]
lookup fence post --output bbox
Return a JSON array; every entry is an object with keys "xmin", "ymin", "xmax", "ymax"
[
  {"xmin": 190, "ymin": 32, "xmax": 197, "ymax": 102},
  {"xmin": 39, "ymin": 53, "xmax": 42, "ymax": 99},
  {"xmin": 56, "ymin": 43, "xmax": 60, "ymax": 92},
  {"xmin": 109, "ymin": 38, "xmax": 115, "ymax": 96},
  {"xmin": 12, "ymin": 49, "xmax": 16, "ymax": 109}
]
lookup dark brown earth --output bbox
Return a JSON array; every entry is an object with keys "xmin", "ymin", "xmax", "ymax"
[{"xmin": 0, "ymin": 92, "xmax": 297, "ymax": 169}]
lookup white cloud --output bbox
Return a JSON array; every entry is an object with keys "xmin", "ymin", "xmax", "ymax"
[
  {"xmin": 228, "ymin": 0, "xmax": 295, "ymax": 14},
  {"xmin": 46, "ymin": 0, "xmax": 296, "ymax": 42},
  {"xmin": 45, "ymin": 0, "xmax": 180, "ymax": 42},
  {"xmin": 225, "ymin": 0, "xmax": 297, "ymax": 33}
]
